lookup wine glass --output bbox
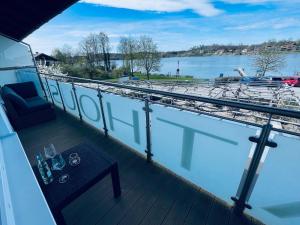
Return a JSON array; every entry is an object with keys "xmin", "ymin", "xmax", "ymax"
[
  {"xmin": 69, "ymin": 153, "xmax": 81, "ymax": 166},
  {"xmin": 45, "ymin": 144, "xmax": 66, "ymax": 170},
  {"xmin": 44, "ymin": 144, "xmax": 56, "ymax": 159},
  {"xmin": 44, "ymin": 144, "xmax": 68, "ymax": 184}
]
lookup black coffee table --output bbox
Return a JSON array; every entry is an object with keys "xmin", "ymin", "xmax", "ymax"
[{"xmin": 32, "ymin": 143, "xmax": 121, "ymax": 225}]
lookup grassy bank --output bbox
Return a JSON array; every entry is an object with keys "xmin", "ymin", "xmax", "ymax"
[
  {"xmin": 61, "ymin": 64, "xmax": 195, "ymax": 82},
  {"xmin": 104, "ymin": 72, "xmax": 195, "ymax": 82},
  {"xmin": 133, "ymin": 73, "xmax": 193, "ymax": 80}
]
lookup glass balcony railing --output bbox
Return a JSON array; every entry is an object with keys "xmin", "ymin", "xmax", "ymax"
[
  {"xmin": 0, "ymin": 35, "xmax": 44, "ymax": 97},
  {"xmin": 247, "ymin": 131, "xmax": 300, "ymax": 225},
  {"xmin": 40, "ymin": 73, "xmax": 300, "ymax": 225},
  {"xmin": 0, "ymin": 35, "xmax": 34, "ymax": 69}
]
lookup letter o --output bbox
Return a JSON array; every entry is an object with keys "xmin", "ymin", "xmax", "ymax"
[{"xmin": 79, "ymin": 95, "xmax": 100, "ymax": 122}]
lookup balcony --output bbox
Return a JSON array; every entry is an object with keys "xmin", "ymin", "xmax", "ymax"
[
  {"xmin": 18, "ymin": 108, "xmax": 261, "ymax": 225},
  {"xmin": 1, "ymin": 34, "xmax": 300, "ymax": 225}
]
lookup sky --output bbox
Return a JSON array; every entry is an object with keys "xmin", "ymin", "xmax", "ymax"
[{"xmin": 24, "ymin": 0, "xmax": 300, "ymax": 54}]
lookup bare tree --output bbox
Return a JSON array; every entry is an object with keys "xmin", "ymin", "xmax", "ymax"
[
  {"xmin": 254, "ymin": 48, "xmax": 285, "ymax": 77},
  {"xmin": 137, "ymin": 36, "xmax": 161, "ymax": 80},
  {"xmin": 80, "ymin": 33, "xmax": 101, "ymax": 77},
  {"xmin": 98, "ymin": 32, "xmax": 111, "ymax": 72},
  {"xmin": 118, "ymin": 36, "xmax": 138, "ymax": 77},
  {"xmin": 118, "ymin": 37, "xmax": 129, "ymax": 70}
]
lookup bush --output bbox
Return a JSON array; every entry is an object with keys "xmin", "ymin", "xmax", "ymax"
[{"xmin": 61, "ymin": 64, "xmax": 116, "ymax": 80}]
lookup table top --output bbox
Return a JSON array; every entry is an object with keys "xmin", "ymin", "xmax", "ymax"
[{"xmin": 33, "ymin": 142, "xmax": 117, "ymax": 209}]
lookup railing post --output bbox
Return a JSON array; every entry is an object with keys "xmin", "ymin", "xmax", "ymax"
[
  {"xmin": 232, "ymin": 115, "xmax": 277, "ymax": 215},
  {"xmin": 45, "ymin": 77, "xmax": 54, "ymax": 105},
  {"xmin": 27, "ymin": 43, "xmax": 48, "ymax": 101},
  {"xmin": 97, "ymin": 87, "xmax": 108, "ymax": 137},
  {"xmin": 56, "ymin": 80, "xmax": 66, "ymax": 112},
  {"xmin": 72, "ymin": 82, "xmax": 82, "ymax": 121},
  {"xmin": 143, "ymin": 96, "xmax": 153, "ymax": 162}
]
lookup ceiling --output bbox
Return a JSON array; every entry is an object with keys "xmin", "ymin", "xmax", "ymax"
[{"xmin": 0, "ymin": 0, "xmax": 78, "ymax": 41}]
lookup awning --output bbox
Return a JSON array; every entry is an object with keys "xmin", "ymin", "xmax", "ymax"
[{"xmin": 0, "ymin": 0, "xmax": 78, "ymax": 41}]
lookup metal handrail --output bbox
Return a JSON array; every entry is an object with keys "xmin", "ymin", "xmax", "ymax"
[
  {"xmin": 41, "ymin": 73, "xmax": 300, "ymax": 120},
  {"xmin": 0, "ymin": 65, "xmax": 36, "ymax": 71}
]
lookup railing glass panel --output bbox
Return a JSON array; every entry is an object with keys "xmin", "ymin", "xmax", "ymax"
[
  {"xmin": 41, "ymin": 77, "xmax": 52, "ymax": 100},
  {"xmin": 247, "ymin": 132, "xmax": 300, "ymax": 225},
  {"xmin": 44, "ymin": 77, "xmax": 300, "ymax": 225},
  {"xmin": 0, "ymin": 70, "xmax": 18, "ymax": 86},
  {"xmin": 101, "ymin": 92, "xmax": 146, "ymax": 155},
  {"xmin": 59, "ymin": 81, "xmax": 79, "ymax": 118},
  {"xmin": 151, "ymin": 104, "xmax": 261, "ymax": 202},
  {"xmin": 75, "ymin": 85, "xmax": 104, "ymax": 130},
  {"xmin": 0, "ymin": 35, "xmax": 33, "ymax": 68},
  {"xmin": 47, "ymin": 79, "xmax": 64, "ymax": 109},
  {"xmin": 44, "ymin": 78, "xmax": 147, "ymax": 155}
]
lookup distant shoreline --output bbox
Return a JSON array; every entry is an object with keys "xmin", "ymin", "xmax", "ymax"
[
  {"xmin": 160, "ymin": 51, "xmax": 300, "ymax": 59},
  {"xmin": 110, "ymin": 51, "xmax": 300, "ymax": 61}
]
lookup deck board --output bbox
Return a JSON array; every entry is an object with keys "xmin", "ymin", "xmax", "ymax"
[{"xmin": 18, "ymin": 109, "xmax": 263, "ymax": 225}]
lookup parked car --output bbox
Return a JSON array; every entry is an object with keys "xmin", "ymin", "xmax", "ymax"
[
  {"xmin": 240, "ymin": 77, "xmax": 282, "ymax": 87},
  {"xmin": 282, "ymin": 77, "xmax": 300, "ymax": 87},
  {"xmin": 240, "ymin": 77, "xmax": 261, "ymax": 86}
]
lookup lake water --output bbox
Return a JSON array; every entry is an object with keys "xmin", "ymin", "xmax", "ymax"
[{"xmin": 115, "ymin": 53, "xmax": 300, "ymax": 79}]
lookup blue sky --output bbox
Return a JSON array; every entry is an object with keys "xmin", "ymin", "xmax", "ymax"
[{"xmin": 24, "ymin": 0, "xmax": 300, "ymax": 54}]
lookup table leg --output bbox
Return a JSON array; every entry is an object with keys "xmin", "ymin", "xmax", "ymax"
[{"xmin": 111, "ymin": 163, "xmax": 121, "ymax": 198}]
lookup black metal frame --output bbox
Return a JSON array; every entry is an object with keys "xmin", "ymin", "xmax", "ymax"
[
  {"xmin": 231, "ymin": 115, "xmax": 278, "ymax": 214},
  {"xmin": 72, "ymin": 82, "xmax": 82, "ymax": 121},
  {"xmin": 143, "ymin": 96, "xmax": 153, "ymax": 162},
  {"xmin": 27, "ymin": 43, "xmax": 49, "ymax": 101},
  {"xmin": 0, "ymin": 65, "xmax": 36, "ymax": 71},
  {"xmin": 45, "ymin": 77, "xmax": 54, "ymax": 105},
  {"xmin": 56, "ymin": 80, "xmax": 66, "ymax": 112},
  {"xmin": 97, "ymin": 87, "xmax": 108, "ymax": 137}
]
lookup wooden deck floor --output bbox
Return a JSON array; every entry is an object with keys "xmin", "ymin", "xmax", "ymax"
[{"xmin": 18, "ymin": 109, "xmax": 263, "ymax": 225}]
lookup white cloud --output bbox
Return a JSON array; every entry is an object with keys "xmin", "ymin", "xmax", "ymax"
[
  {"xmin": 81, "ymin": 0, "xmax": 300, "ymax": 16},
  {"xmin": 25, "ymin": 0, "xmax": 300, "ymax": 53},
  {"xmin": 225, "ymin": 18, "xmax": 300, "ymax": 31},
  {"xmin": 221, "ymin": 0, "xmax": 283, "ymax": 3},
  {"xmin": 24, "ymin": 17, "xmax": 211, "ymax": 53},
  {"xmin": 80, "ymin": 0, "xmax": 300, "ymax": 17},
  {"xmin": 221, "ymin": 0, "xmax": 272, "ymax": 3},
  {"xmin": 82, "ymin": 0, "xmax": 222, "ymax": 16}
]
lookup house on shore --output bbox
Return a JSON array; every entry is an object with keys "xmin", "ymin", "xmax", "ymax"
[{"xmin": 34, "ymin": 52, "xmax": 58, "ymax": 66}]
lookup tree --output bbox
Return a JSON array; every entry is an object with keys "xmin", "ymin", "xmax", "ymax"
[
  {"xmin": 118, "ymin": 36, "xmax": 138, "ymax": 77},
  {"xmin": 79, "ymin": 33, "xmax": 102, "ymax": 78},
  {"xmin": 136, "ymin": 36, "xmax": 161, "ymax": 80},
  {"xmin": 79, "ymin": 32, "xmax": 112, "ymax": 77},
  {"xmin": 254, "ymin": 48, "xmax": 285, "ymax": 77},
  {"xmin": 52, "ymin": 44, "xmax": 74, "ymax": 65},
  {"xmin": 52, "ymin": 48, "xmax": 66, "ymax": 63},
  {"xmin": 98, "ymin": 32, "xmax": 111, "ymax": 72}
]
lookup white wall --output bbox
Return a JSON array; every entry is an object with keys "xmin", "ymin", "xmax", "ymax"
[{"xmin": 0, "ymin": 106, "xmax": 56, "ymax": 225}]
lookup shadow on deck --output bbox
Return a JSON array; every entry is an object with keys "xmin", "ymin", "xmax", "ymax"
[{"xmin": 18, "ymin": 109, "xmax": 263, "ymax": 225}]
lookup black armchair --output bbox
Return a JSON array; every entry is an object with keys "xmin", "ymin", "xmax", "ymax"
[{"xmin": 1, "ymin": 82, "xmax": 55, "ymax": 130}]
